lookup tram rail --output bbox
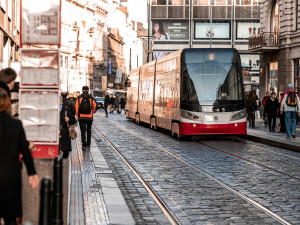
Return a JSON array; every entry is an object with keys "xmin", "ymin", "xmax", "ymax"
[
  {"xmin": 92, "ymin": 125, "xmax": 181, "ymax": 225},
  {"xmin": 92, "ymin": 117, "xmax": 293, "ymax": 225},
  {"xmin": 197, "ymin": 141, "xmax": 300, "ymax": 181}
]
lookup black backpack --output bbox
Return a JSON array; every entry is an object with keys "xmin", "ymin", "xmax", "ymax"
[
  {"xmin": 286, "ymin": 91, "xmax": 298, "ymax": 107},
  {"xmin": 79, "ymin": 96, "xmax": 91, "ymax": 114}
]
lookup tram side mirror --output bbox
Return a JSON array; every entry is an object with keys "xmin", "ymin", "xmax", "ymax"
[{"xmin": 125, "ymin": 78, "xmax": 131, "ymax": 87}]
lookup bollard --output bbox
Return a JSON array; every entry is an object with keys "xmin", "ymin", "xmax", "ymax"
[
  {"xmin": 52, "ymin": 156, "xmax": 63, "ymax": 225},
  {"xmin": 39, "ymin": 178, "xmax": 52, "ymax": 225}
]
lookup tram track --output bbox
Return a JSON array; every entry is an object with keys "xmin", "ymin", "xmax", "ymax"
[
  {"xmin": 197, "ymin": 141, "xmax": 300, "ymax": 181},
  {"xmin": 92, "ymin": 117, "xmax": 293, "ymax": 225},
  {"xmin": 92, "ymin": 125, "xmax": 181, "ymax": 225}
]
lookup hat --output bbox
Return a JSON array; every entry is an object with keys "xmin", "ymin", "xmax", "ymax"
[
  {"xmin": 288, "ymin": 83, "xmax": 293, "ymax": 88},
  {"xmin": 82, "ymin": 86, "xmax": 89, "ymax": 91}
]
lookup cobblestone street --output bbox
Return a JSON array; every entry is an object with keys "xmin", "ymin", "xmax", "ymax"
[{"xmin": 68, "ymin": 111, "xmax": 300, "ymax": 224}]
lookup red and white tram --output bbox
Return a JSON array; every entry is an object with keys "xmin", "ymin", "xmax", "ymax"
[{"xmin": 126, "ymin": 48, "xmax": 247, "ymax": 137}]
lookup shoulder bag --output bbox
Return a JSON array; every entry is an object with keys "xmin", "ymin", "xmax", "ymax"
[{"xmin": 65, "ymin": 111, "xmax": 77, "ymax": 140}]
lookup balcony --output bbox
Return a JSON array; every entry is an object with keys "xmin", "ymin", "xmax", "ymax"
[{"xmin": 248, "ymin": 32, "xmax": 280, "ymax": 52}]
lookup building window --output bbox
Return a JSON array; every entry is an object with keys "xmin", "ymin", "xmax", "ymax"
[
  {"xmin": 157, "ymin": 0, "xmax": 167, "ymax": 5},
  {"xmin": 236, "ymin": 21, "xmax": 260, "ymax": 39},
  {"xmin": 271, "ymin": 0, "xmax": 280, "ymax": 33},
  {"xmin": 195, "ymin": 22, "xmax": 231, "ymax": 39},
  {"xmin": 268, "ymin": 62, "xmax": 278, "ymax": 93},
  {"xmin": 295, "ymin": 59, "xmax": 300, "ymax": 93},
  {"xmin": 169, "ymin": 0, "xmax": 185, "ymax": 5}
]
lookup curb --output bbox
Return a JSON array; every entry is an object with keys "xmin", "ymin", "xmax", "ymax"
[{"xmin": 245, "ymin": 134, "xmax": 300, "ymax": 153}]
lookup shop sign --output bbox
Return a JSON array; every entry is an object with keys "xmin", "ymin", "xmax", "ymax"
[
  {"xmin": 115, "ymin": 69, "xmax": 123, "ymax": 84},
  {"xmin": 21, "ymin": 0, "xmax": 61, "ymax": 45},
  {"xmin": 195, "ymin": 22, "xmax": 230, "ymax": 39},
  {"xmin": 108, "ymin": 59, "xmax": 112, "ymax": 75},
  {"xmin": 152, "ymin": 21, "xmax": 189, "ymax": 41},
  {"xmin": 102, "ymin": 76, "xmax": 107, "ymax": 91}
]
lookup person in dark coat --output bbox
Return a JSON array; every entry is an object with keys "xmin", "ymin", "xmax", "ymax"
[
  {"xmin": 104, "ymin": 92, "xmax": 110, "ymax": 118},
  {"xmin": 265, "ymin": 92, "xmax": 279, "ymax": 132},
  {"xmin": 279, "ymin": 92, "xmax": 286, "ymax": 132},
  {"xmin": 112, "ymin": 94, "xmax": 120, "ymax": 114},
  {"xmin": 120, "ymin": 97, "xmax": 126, "ymax": 114},
  {"xmin": 60, "ymin": 94, "xmax": 77, "ymax": 159},
  {"xmin": 245, "ymin": 91, "xmax": 257, "ymax": 128},
  {"xmin": 109, "ymin": 95, "xmax": 115, "ymax": 113},
  {"xmin": 62, "ymin": 92, "xmax": 75, "ymax": 115},
  {"xmin": 0, "ymin": 88, "xmax": 39, "ymax": 225}
]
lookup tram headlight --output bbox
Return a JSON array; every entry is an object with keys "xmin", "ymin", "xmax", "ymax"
[
  {"xmin": 181, "ymin": 111, "xmax": 201, "ymax": 121},
  {"xmin": 230, "ymin": 109, "xmax": 246, "ymax": 121}
]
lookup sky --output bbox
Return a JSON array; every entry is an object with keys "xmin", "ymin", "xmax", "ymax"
[{"xmin": 126, "ymin": 0, "xmax": 148, "ymax": 28}]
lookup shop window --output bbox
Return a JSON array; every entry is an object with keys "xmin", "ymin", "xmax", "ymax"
[{"xmin": 268, "ymin": 62, "xmax": 278, "ymax": 93}]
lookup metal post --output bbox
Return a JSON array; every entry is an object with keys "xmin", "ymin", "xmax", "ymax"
[
  {"xmin": 147, "ymin": 0, "xmax": 151, "ymax": 63},
  {"xmin": 210, "ymin": 0, "xmax": 213, "ymax": 48},
  {"xmin": 39, "ymin": 178, "xmax": 52, "ymax": 225},
  {"xmin": 189, "ymin": 0, "xmax": 191, "ymax": 48},
  {"xmin": 52, "ymin": 156, "xmax": 63, "ymax": 225}
]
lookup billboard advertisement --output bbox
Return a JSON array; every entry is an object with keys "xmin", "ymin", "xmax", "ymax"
[
  {"xmin": 195, "ymin": 22, "xmax": 230, "ymax": 39},
  {"xmin": 152, "ymin": 21, "xmax": 189, "ymax": 41},
  {"xmin": 21, "ymin": 0, "xmax": 61, "ymax": 45}
]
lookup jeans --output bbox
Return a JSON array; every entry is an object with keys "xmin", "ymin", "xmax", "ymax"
[
  {"xmin": 285, "ymin": 111, "xmax": 297, "ymax": 138},
  {"xmin": 79, "ymin": 120, "xmax": 93, "ymax": 147}
]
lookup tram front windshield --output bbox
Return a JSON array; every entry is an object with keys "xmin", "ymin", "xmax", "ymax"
[{"xmin": 181, "ymin": 49, "xmax": 244, "ymax": 112}]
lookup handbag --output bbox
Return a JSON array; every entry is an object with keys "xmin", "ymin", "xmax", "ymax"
[{"xmin": 65, "ymin": 111, "xmax": 77, "ymax": 140}]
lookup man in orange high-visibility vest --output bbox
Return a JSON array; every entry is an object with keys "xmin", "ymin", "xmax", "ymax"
[{"xmin": 75, "ymin": 86, "xmax": 97, "ymax": 150}]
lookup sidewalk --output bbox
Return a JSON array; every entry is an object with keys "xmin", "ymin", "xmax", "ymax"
[
  {"xmin": 246, "ymin": 118, "xmax": 300, "ymax": 152},
  {"xmin": 68, "ymin": 127, "xmax": 135, "ymax": 225}
]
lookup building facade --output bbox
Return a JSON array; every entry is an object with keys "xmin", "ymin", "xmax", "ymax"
[
  {"xmin": 150, "ymin": 0, "xmax": 261, "ymax": 87},
  {"xmin": 0, "ymin": 0, "xmax": 20, "ymax": 73},
  {"xmin": 60, "ymin": 0, "xmax": 109, "ymax": 94},
  {"xmin": 249, "ymin": 0, "xmax": 300, "ymax": 99}
]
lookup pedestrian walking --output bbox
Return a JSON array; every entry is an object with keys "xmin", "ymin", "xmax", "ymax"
[
  {"xmin": 280, "ymin": 84, "xmax": 300, "ymax": 139},
  {"xmin": 109, "ymin": 95, "xmax": 115, "ymax": 113},
  {"xmin": 0, "ymin": 88, "xmax": 39, "ymax": 225},
  {"xmin": 75, "ymin": 86, "xmax": 97, "ymax": 150},
  {"xmin": 265, "ymin": 92, "xmax": 279, "ymax": 132},
  {"xmin": 120, "ymin": 97, "xmax": 126, "ymax": 114},
  {"xmin": 60, "ymin": 93, "xmax": 77, "ymax": 158},
  {"xmin": 279, "ymin": 93, "xmax": 286, "ymax": 132},
  {"xmin": 67, "ymin": 93, "xmax": 77, "ymax": 106},
  {"xmin": 104, "ymin": 92, "xmax": 110, "ymax": 118},
  {"xmin": 262, "ymin": 92, "xmax": 270, "ymax": 126},
  {"xmin": 245, "ymin": 91, "xmax": 257, "ymax": 128},
  {"xmin": 112, "ymin": 94, "xmax": 120, "ymax": 114},
  {"xmin": 0, "ymin": 68, "xmax": 17, "ymax": 97},
  {"xmin": 62, "ymin": 92, "xmax": 75, "ymax": 115}
]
